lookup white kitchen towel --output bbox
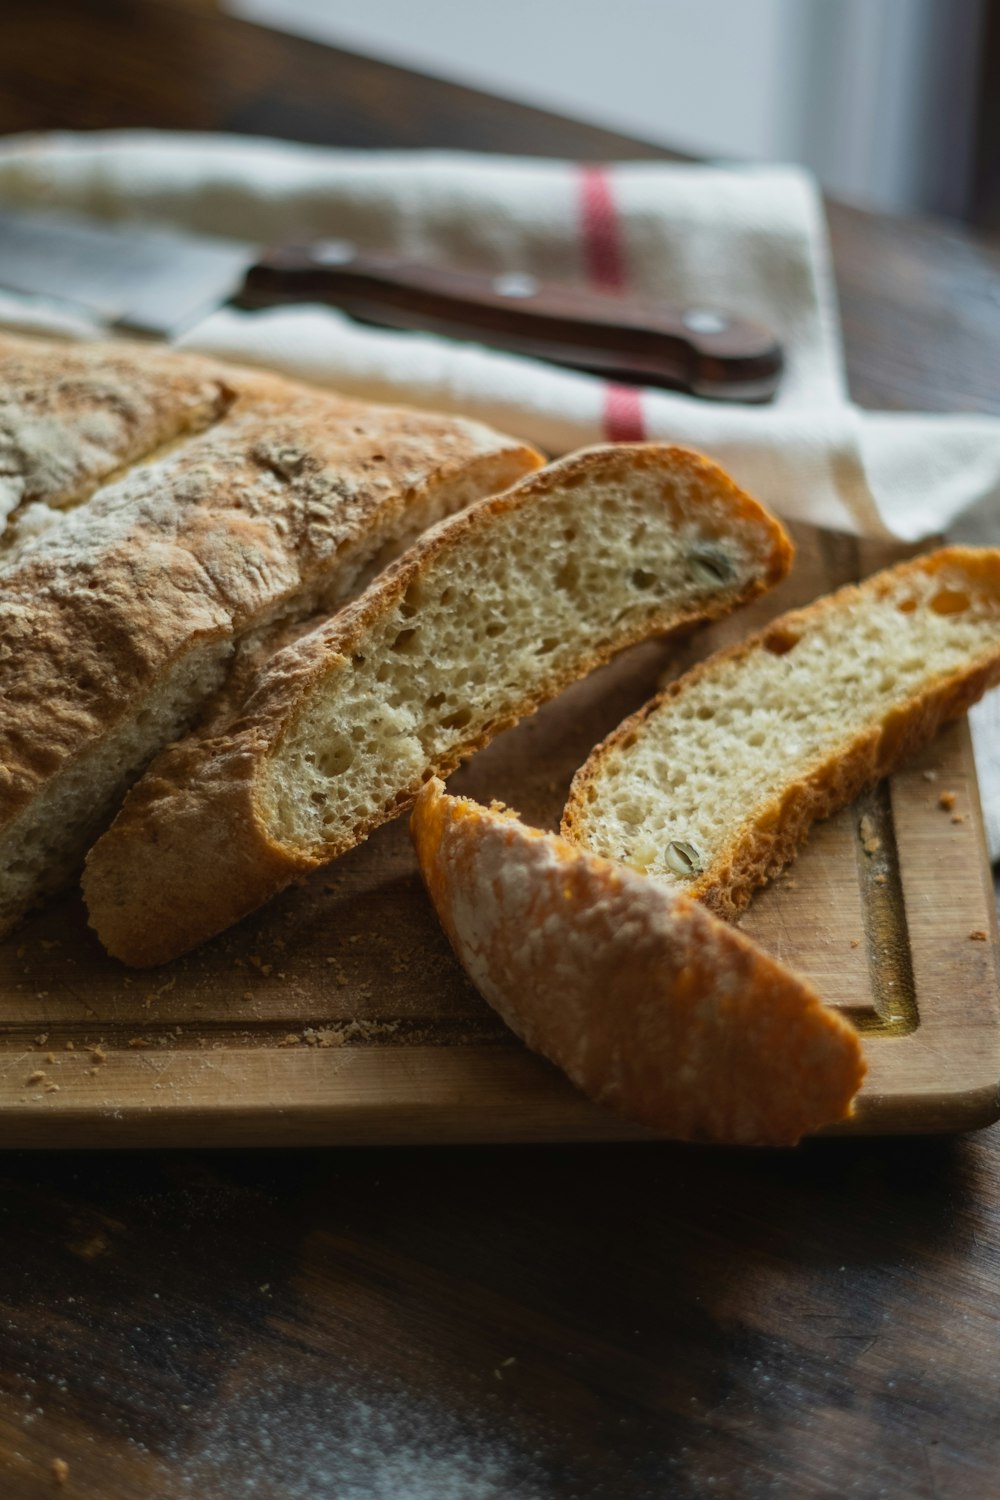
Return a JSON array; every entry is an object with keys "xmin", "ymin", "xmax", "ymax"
[{"xmin": 0, "ymin": 130, "xmax": 998, "ymax": 850}]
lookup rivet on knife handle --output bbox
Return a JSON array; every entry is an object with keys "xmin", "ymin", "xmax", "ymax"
[{"xmin": 236, "ymin": 243, "xmax": 784, "ymax": 404}]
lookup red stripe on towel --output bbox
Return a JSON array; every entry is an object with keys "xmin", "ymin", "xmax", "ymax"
[
  {"xmin": 577, "ymin": 165, "xmax": 647, "ymax": 442},
  {"xmin": 603, "ymin": 383, "xmax": 646, "ymax": 443},
  {"xmin": 578, "ymin": 164, "xmax": 628, "ymax": 292}
]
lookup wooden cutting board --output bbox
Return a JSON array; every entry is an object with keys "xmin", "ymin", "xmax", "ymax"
[{"xmin": 1, "ymin": 521, "xmax": 998, "ymax": 1147}]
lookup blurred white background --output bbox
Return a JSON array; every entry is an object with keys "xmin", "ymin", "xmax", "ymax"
[{"xmin": 230, "ymin": 0, "xmax": 986, "ymax": 215}]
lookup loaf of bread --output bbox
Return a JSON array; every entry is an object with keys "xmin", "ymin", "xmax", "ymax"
[
  {"xmin": 0, "ymin": 333, "xmax": 542, "ymax": 933},
  {"xmin": 84, "ymin": 444, "xmax": 793, "ymax": 965},
  {"xmin": 411, "ymin": 778, "xmax": 865, "ymax": 1145},
  {"xmin": 563, "ymin": 547, "xmax": 1000, "ymax": 918}
]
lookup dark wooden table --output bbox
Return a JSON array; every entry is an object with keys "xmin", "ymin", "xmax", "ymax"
[{"xmin": 2, "ymin": 4, "xmax": 1000, "ymax": 1497}]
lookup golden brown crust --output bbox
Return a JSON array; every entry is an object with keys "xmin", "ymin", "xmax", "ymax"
[
  {"xmin": 0, "ymin": 331, "xmax": 236, "ymax": 518},
  {"xmin": 411, "ymin": 779, "xmax": 866, "ymax": 1146},
  {"xmin": 0, "ymin": 332, "xmax": 542, "ymax": 930},
  {"xmin": 84, "ymin": 444, "xmax": 792, "ymax": 966},
  {"xmin": 562, "ymin": 547, "xmax": 1000, "ymax": 918}
]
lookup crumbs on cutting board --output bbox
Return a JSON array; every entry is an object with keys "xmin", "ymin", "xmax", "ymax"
[
  {"xmin": 858, "ymin": 813, "xmax": 881, "ymax": 856},
  {"xmin": 937, "ymin": 789, "xmax": 957, "ymax": 811},
  {"xmin": 278, "ymin": 1019, "xmax": 402, "ymax": 1048}
]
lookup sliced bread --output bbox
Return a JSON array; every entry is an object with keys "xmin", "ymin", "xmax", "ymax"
[
  {"xmin": 410, "ymin": 778, "xmax": 866, "ymax": 1145},
  {"xmin": 83, "ymin": 444, "xmax": 793, "ymax": 965},
  {"xmin": 0, "ymin": 334, "xmax": 542, "ymax": 932},
  {"xmin": 563, "ymin": 547, "xmax": 1000, "ymax": 918}
]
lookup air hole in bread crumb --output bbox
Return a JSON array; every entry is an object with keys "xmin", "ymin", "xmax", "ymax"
[
  {"xmin": 441, "ymin": 707, "xmax": 472, "ymax": 730},
  {"xmin": 402, "ymin": 579, "xmax": 425, "ymax": 613},
  {"xmin": 555, "ymin": 557, "xmax": 579, "ymax": 590},
  {"xmin": 696, "ymin": 705, "xmax": 715, "ymax": 720},
  {"xmin": 426, "ymin": 691, "xmax": 446, "ymax": 709},
  {"xmin": 318, "ymin": 739, "xmax": 354, "ymax": 776},
  {"xmin": 763, "ymin": 626, "xmax": 801, "ymax": 656},
  {"xmin": 632, "ymin": 568, "xmax": 658, "ymax": 590},
  {"xmin": 391, "ymin": 628, "xmax": 420, "ymax": 654},
  {"xmin": 897, "ymin": 598, "xmax": 917, "ymax": 613},
  {"xmin": 535, "ymin": 637, "xmax": 559, "ymax": 656},
  {"xmin": 930, "ymin": 588, "xmax": 970, "ymax": 615}
]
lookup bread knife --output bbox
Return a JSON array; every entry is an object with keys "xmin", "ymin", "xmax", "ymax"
[{"xmin": 0, "ymin": 205, "xmax": 783, "ymax": 402}]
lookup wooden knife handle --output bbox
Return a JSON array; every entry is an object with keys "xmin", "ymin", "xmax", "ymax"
[{"xmin": 236, "ymin": 242, "xmax": 783, "ymax": 403}]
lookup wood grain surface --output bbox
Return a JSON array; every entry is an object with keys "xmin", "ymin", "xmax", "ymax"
[{"xmin": 1, "ymin": 3, "xmax": 1000, "ymax": 1498}]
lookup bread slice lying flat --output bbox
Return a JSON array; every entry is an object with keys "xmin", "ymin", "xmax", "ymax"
[
  {"xmin": 411, "ymin": 778, "xmax": 865, "ymax": 1145},
  {"xmin": 0, "ymin": 334, "xmax": 541, "ymax": 932},
  {"xmin": 563, "ymin": 547, "xmax": 1000, "ymax": 919},
  {"xmin": 84, "ymin": 444, "xmax": 793, "ymax": 965}
]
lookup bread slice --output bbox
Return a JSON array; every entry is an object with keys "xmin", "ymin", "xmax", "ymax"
[
  {"xmin": 0, "ymin": 334, "xmax": 542, "ymax": 932},
  {"xmin": 563, "ymin": 547, "xmax": 1000, "ymax": 919},
  {"xmin": 411, "ymin": 778, "xmax": 865, "ymax": 1145},
  {"xmin": 83, "ymin": 444, "xmax": 793, "ymax": 966}
]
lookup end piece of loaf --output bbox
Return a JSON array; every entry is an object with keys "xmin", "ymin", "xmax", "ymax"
[
  {"xmin": 563, "ymin": 547, "xmax": 1000, "ymax": 918},
  {"xmin": 0, "ymin": 334, "xmax": 541, "ymax": 933},
  {"xmin": 411, "ymin": 778, "xmax": 866, "ymax": 1146},
  {"xmin": 0, "ymin": 331, "xmax": 234, "ymax": 525},
  {"xmin": 84, "ymin": 444, "xmax": 792, "ymax": 965}
]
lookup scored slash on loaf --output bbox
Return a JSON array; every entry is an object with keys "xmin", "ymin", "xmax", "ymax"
[
  {"xmin": 562, "ymin": 547, "xmax": 1000, "ymax": 918},
  {"xmin": 83, "ymin": 443, "xmax": 792, "ymax": 965},
  {"xmin": 410, "ymin": 778, "xmax": 866, "ymax": 1147},
  {"xmin": 0, "ymin": 333, "xmax": 542, "ymax": 935}
]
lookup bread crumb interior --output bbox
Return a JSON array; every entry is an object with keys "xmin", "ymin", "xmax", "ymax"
[
  {"xmin": 265, "ymin": 465, "xmax": 772, "ymax": 848},
  {"xmin": 570, "ymin": 563, "xmax": 1000, "ymax": 883}
]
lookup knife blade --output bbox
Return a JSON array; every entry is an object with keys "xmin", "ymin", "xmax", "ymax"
[{"xmin": 0, "ymin": 205, "xmax": 783, "ymax": 402}]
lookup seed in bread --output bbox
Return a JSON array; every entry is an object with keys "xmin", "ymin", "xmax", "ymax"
[
  {"xmin": 562, "ymin": 547, "xmax": 1000, "ymax": 918},
  {"xmin": 411, "ymin": 778, "xmax": 866, "ymax": 1146},
  {"xmin": 83, "ymin": 443, "xmax": 793, "ymax": 966},
  {"xmin": 0, "ymin": 333, "xmax": 542, "ymax": 934}
]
